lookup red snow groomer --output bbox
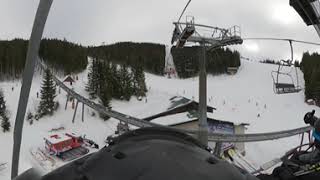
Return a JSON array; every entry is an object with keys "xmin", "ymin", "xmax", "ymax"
[{"xmin": 44, "ymin": 133, "xmax": 83, "ymax": 156}]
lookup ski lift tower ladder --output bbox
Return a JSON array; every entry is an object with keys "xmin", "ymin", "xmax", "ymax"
[{"xmin": 171, "ymin": 16, "xmax": 243, "ymax": 149}]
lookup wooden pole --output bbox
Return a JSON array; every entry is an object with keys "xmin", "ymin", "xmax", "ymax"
[
  {"xmin": 72, "ymin": 100, "xmax": 79, "ymax": 123},
  {"xmin": 82, "ymin": 103, "xmax": 85, "ymax": 122},
  {"xmin": 65, "ymin": 94, "xmax": 69, "ymax": 110}
]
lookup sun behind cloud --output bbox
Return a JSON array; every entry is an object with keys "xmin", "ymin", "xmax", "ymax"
[
  {"xmin": 271, "ymin": 4, "xmax": 299, "ymax": 25},
  {"xmin": 244, "ymin": 42, "xmax": 259, "ymax": 52}
]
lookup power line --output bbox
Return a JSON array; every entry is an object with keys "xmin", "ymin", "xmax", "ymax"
[{"xmin": 243, "ymin": 38, "xmax": 320, "ymax": 46}]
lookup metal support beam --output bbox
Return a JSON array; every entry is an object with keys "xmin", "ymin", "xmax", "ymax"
[
  {"xmin": 72, "ymin": 100, "xmax": 79, "ymax": 123},
  {"xmin": 207, "ymin": 126, "xmax": 312, "ymax": 142},
  {"xmin": 289, "ymin": 40, "xmax": 299, "ymax": 88},
  {"xmin": 65, "ymin": 94, "xmax": 69, "ymax": 110},
  {"xmin": 198, "ymin": 42, "xmax": 208, "ymax": 145},
  {"xmin": 11, "ymin": 0, "xmax": 53, "ymax": 178},
  {"xmin": 39, "ymin": 60, "xmax": 161, "ymax": 128},
  {"xmin": 214, "ymin": 142, "xmax": 222, "ymax": 156},
  {"xmin": 82, "ymin": 103, "xmax": 85, "ymax": 122}
]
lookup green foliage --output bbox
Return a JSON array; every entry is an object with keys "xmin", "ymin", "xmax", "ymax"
[
  {"xmin": 1, "ymin": 116, "xmax": 10, "ymax": 132},
  {"xmin": 88, "ymin": 42, "xmax": 165, "ymax": 75},
  {"xmin": 1, "ymin": 39, "xmax": 240, "ymax": 81},
  {"xmin": 119, "ymin": 64, "xmax": 133, "ymax": 100},
  {"xmin": 39, "ymin": 39, "xmax": 88, "ymax": 74},
  {"xmin": 86, "ymin": 58, "xmax": 147, "ymax": 114},
  {"xmin": 0, "ymin": 39, "xmax": 28, "ymax": 80},
  {"xmin": 132, "ymin": 58, "xmax": 147, "ymax": 97},
  {"xmin": 171, "ymin": 46, "xmax": 241, "ymax": 78},
  {"xmin": 86, "ymin": 59, "xmax": 112, "ymax": 118},
  {"xmin": 38, "ymin": 69, "xmax": 57, "ymax": 118},
  {"xmin": 0, "ymin": 38, "xmax": 88, "ymax": 81},
  {"xmin": 300, "ymin": 52, "xmax": 320, "ymax": 102},
  {"xmin": 0, "ymin": 89, "xmax": 10, "ymax": 132}
]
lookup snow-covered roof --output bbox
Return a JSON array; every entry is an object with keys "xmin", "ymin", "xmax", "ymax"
[
  {"xmin": 45, "ymin": 133, "xmax": 72, "ymax": 144},
  {"xmin": 63, "ymin": 75, "xmax": 75, "ymax": 83}
]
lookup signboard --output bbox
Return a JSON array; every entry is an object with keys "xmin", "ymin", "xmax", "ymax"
[{"xmin": 208, "ymin": 119, "xmax": 235, "ymax": 151}]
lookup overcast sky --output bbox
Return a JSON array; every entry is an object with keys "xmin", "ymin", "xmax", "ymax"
[{"xmin": 1, "ymin": 0, "xmax": 320, "ymax": 61}]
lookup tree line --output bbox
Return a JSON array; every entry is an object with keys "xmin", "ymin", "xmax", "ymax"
[
  {"xmin": 1, "ymin": 39, "xmax": 244, "ymax": 81},
  {"xmin": 260, "ymin": 58, "xmax": 300, "ymax": 67},
  {"xmin": 0, "ymin": 38, "xmax": 88, "ymax": 81},
  {"xmin": 300, "ymin": 52, "xmax": 320, "ymax": 104},
  {"xmin": 39, "ymin": 39, "xmax": 88, "ymax": 74},
  {"xmin": 171, "ymin": 46, "xmax": 241, "ymax": 78},
  {"xmin": 88, "ymin": 42, "xmax": 166, "ymax": 75},
  {"xmin": 0, "ymin": 39, "xmax": 27, "ymax": 80}
]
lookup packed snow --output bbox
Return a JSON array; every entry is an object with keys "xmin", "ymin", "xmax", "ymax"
[{"xmin": 0, "ymin": 59, "xmax": 319, "ymax": 179}]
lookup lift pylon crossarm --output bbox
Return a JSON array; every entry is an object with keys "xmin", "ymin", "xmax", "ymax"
[
  {"xmin": 207, "ymin": 37, "xmax": 243, "ymax": 52},
  {"xmin": 172, "ymin": 21, "xmax": 242, "ymax": 48},
  {"xmin": 172, "ymin": 18, "xmax": 196, "ymax": 48},
  {"xmin": 207, "ymin": 126, "xmax": 313, "ymax": 143}
]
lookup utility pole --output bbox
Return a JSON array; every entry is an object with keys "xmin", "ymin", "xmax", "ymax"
[{"xmin": 198, "ymin": 42, "xmax": 208, "ymax": 145}]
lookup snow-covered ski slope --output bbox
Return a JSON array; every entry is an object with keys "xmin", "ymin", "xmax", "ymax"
[{"xmin": 0, "ymin": 59, "xmax": 319, "ymax": 179}]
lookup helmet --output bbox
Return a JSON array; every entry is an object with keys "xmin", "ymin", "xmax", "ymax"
[{"xmin": 304, "ymin": 110, "xmax": 316, "ymax": 125}]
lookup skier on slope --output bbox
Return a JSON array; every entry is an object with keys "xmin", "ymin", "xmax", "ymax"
[{"xmin": 299, "ymin": 110, "xmax": 320, "ymax": 163}]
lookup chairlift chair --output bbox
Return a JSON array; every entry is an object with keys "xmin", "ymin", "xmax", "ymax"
[
  {"xmin": 271, "ymin": 60, "xmax": 302, "ymax": 94},
  {"xmin": 271, "ymin": 40, "xmax": 302, "ymax": 94}
]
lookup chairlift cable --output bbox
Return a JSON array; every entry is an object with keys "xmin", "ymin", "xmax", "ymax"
[
  {"xmin": 177, "ymin": 0, "xmax": 192, "ymax": 23},
  {"xmin": 243, "ymin": 38, "xmax": 320, "ymax": 46}
]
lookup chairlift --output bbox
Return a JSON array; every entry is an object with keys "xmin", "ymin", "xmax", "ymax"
[
  {"xmin": 184, "ymin": 61, "xmax": 195, "ymax": 73},
  {"xmin": 271, "ymin": 59, "xmax": 302, "ymax": 94},
  {"xmin": 271, "ymin": 40, "xmax": 302, "ymax": 94},
  {"xmin": 243, "ymin": 37, "xmax": 320, "ymax": 94},
  {"xmin": 172, "ymin": 16, "xmax": 195, "ymax": 48}
]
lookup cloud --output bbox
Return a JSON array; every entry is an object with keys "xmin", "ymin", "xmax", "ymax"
[{"xmin": 1, "ymin": 0, "xmax": 319, "ymax": 60}]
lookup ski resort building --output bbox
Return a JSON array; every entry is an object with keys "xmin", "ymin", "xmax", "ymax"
[
  {"xmin": 63, "ymin": 75, "xmax": 75, "ymax": 86},
  {"xmin": 44, "ymin": 133, "xmax": 82, "ymax": 155},
  {"xmin": 144, "ymin": 96, "xmax": 248, "ymax": 155},
  {"xmin": 227, "ymin": 67, "xmax": 239, "ymax": 75}
]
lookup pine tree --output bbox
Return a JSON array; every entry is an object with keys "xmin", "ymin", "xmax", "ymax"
[
  {"xmin": 1, "ymin": 116, "xmax": 10, "ymax": 132},
  {"xmin": 0, "ymin": 89, "xmax": 10, "ymax": 132},
  {"xmin": 38, "ymin": 69, "xmax": 56, "ymax": 117},
  {"xmin": 86, "ymin": 60, "xmax": 96, "ymax": 99},
  {"xmin": 0, "ymin": 89, "xmax": 6, "ymax": 113},
  {"xmin": 110, "ymin": 63, "xmax": 121, "ymax": 99},
  {"xmin": 99, "ymin": 84, "xmax": 111, "ymax": 121},
  {"xmin": 132, "ymin": 58, "xmax": 147, "ymax": 98},
  {"xmin": 119, "ymin": 64, "xmax": 133, "ymax": 100}
]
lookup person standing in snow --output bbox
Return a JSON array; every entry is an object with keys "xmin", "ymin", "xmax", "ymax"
[{"xmin": 299, "ymin": 110, "xmax": 320, "ymax": 163}]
